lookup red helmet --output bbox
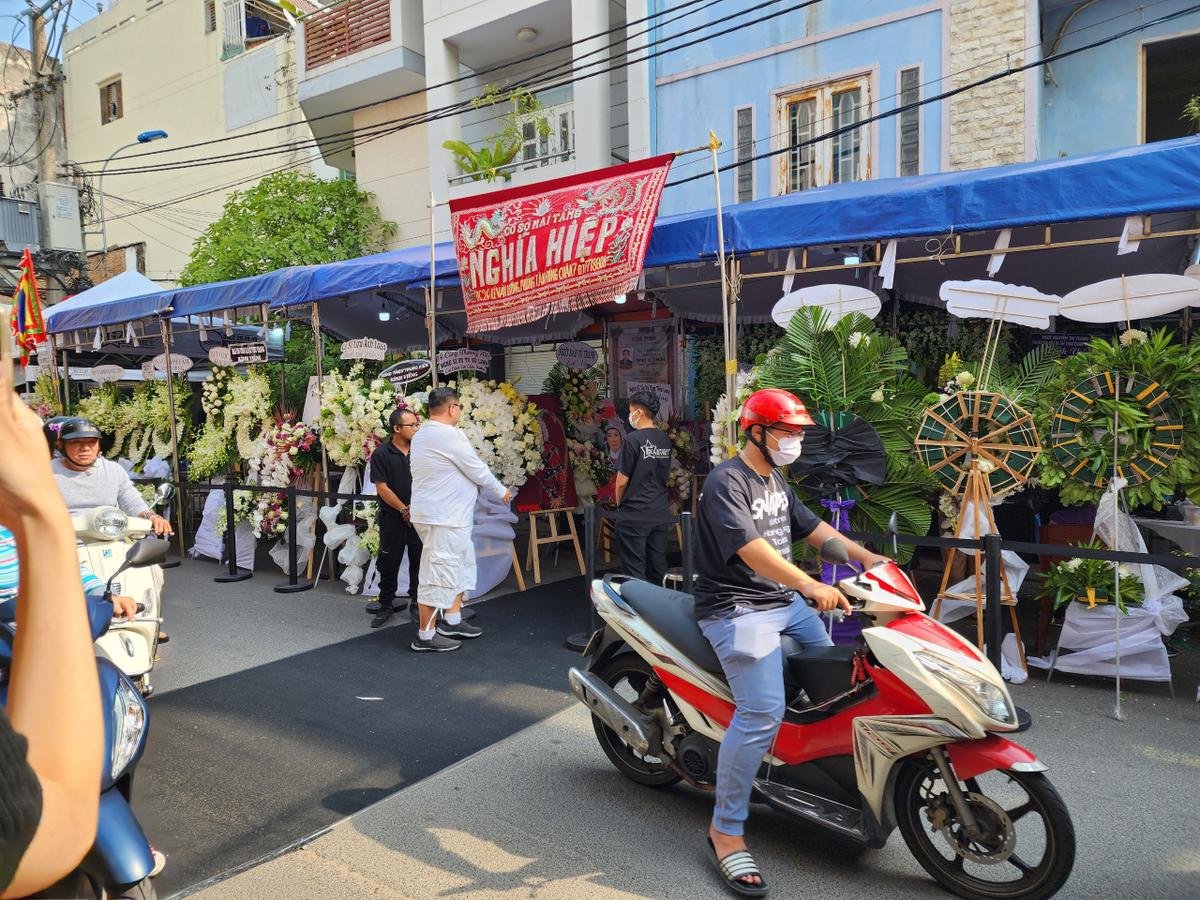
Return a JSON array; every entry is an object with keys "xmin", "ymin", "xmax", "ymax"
[{"xmin": 739, "ymin": 388, "xmax": 815, "ymax": 433}]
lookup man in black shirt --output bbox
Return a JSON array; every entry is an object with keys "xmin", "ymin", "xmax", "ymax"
[
  {"xmin": 368, "ymin": 407, "xmax": 423, "ymax": 629},
  {"xmin": 614, "ymin": 391, "xmax": 674, "ymax": 586},
  {"xmin": 695, "ymin": 389, "xmax": 887, "ymax": 895}
]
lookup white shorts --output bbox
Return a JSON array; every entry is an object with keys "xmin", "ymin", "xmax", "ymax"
[{"xmin": 414, "ymin": 522, "xmax": 475, "ymax": 609}]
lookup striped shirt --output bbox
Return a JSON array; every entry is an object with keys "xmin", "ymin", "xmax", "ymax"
[{"xmin": 0, "ymin": 526, "xmax": 104, "ymax": 604}]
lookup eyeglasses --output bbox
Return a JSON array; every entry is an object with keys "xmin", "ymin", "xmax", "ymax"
[
  {"xmin": 449, "ymin": 403, "xmax": 463, "ymax": 411},
  {"xmin": 399, "ymin": 421, "xmax": 420, "ymax": 429}
]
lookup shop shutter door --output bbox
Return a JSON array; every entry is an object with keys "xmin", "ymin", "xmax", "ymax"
[{"xmin": 504, "ymin": 340, "xmax": 603, "ymax": 396}]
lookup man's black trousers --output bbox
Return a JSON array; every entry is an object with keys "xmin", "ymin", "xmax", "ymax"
[
  {"xmin": 377, "ymin": 514, "xmax": 422, "ymax": 609},
  {"xmin": 616, "ymin": 521, "xmax": 669, "ymax": 587}
]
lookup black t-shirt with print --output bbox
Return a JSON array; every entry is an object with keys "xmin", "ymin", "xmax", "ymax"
[
  {"xmin": 617, "ymin": 427, "xmax": 674, "ymax": 525},
  {"xmin": 693, "ymin": 456, "xmax": 822, "ymax": 620}
]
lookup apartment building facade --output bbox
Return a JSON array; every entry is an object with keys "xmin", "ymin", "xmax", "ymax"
[{"xmin": 61, "ymin": 0, "xmax": 335, "ymax": 284}]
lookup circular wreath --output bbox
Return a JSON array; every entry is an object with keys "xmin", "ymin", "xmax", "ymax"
[
  {"xmin": 1049, "ymin": 371, "xmax": 1183, "ymax": 489},
  {"xmin": 915, "ymin": 391, "xmax": 1040, "ymax": 496}
]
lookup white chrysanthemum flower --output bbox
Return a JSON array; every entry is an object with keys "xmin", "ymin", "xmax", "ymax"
[
  {"xmin": 955, "ymin": 371, "xmax": 976, "ymax": 388},
  {"xmin": 1119, "ymin": 328, "xmax": 1148, "ymax": 346}
]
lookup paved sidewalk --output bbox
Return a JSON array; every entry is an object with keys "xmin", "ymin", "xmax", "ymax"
[{"xmin": 186, "ymin": 670, "xmax": 1200, "ymax": 899}]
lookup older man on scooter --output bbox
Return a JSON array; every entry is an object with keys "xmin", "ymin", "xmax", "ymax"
[
  {"xmin": 49, "ymin": 418, "xmax": 172, "ymax": 537},
  {"xmin": 695, "ymin": 389, "xmax": 887, "ymax": 897}
]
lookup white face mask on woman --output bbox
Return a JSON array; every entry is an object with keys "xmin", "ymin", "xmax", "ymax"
[{"xmin": 769, "ymin": 434, "xmax": 803, "ymax": 467}]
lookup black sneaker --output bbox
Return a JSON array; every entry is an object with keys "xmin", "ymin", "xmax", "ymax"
[
  {"xmin": 411, "ymin": 633, "xmax": 462, "ymax": 652},
  {"xmin": 370, "ymin": 607, "xmax": 396, "ymax": 629},
  {"xmin": 365, "ymin": 601, "xmax": 382, "ymax": 614},
  {"xmin": 437, "ymin": 620, "xmax": 483, "ymax": 640}
]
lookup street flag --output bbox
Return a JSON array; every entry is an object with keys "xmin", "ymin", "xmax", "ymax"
[
  {"xmin": 10, "ymin": 248, "xmax": 45, "ymax": 365},
  {"xmin": 451, "ymin": 155, "xmax": 674, "ymax": 333}
]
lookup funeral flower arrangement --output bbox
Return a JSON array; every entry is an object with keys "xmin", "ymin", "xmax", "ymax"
[
  {"xmin": 223, "ymin": 368, "xmax": 274, "ymax": 459},
  {"xmin": 355, "ymin": 501, "xmax": 380, "ymax": 558},
  {"xmin": 709, "ymin": 369, "xmax": 759, "ymax": 467},
  {"xmin": 24, "ymin": 372, "xmax": 62, "ymax": 419},
  {"xmin": 451, "ymin": 378, "xmax": 542, "ymax": 488},
  {"xmin": 78, "ymin": 378, "xmax": 192, "ymax": 468},
  {"xmin": 567, "ymin": 436, "xmax": 611, "ymax": 490},
  {"xmin": 187, "ymin": 366, "xmax": 272, "ymax": 480},
  {"xmin": 318, "ymin": 363, "xmax": 395, "ymax": 468},
  {"xmin": 661, "ymin": 418, "xmax": 695, "ymax": 513},
  {"xmin": 1037, "ymin": 541, "xmax": 1145, "ymax": 614},
  {"xmin": 544, "ymin": 363, "xmax": 611, "ymax": 494}
]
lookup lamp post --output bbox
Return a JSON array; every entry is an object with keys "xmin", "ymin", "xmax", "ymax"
[{"xmin": 94, "ymin": 129, "xmax": 169, "ymax": 277}]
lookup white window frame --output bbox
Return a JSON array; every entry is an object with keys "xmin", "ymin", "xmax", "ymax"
[
  {"xmin": 773, "ymin": 71, "xmax": 874, "ymax": 195},
  {"xmin": 519, "ymin": 100, "xmax": 576, "ymax": 170},
  {"xmin": 733, "ymin": 104, "xmax": 756, "ymax": 203},
  {"xmin": 1137, "ymin": 28, "xmax": 1200, "ymax": 144},
  {"xmin": 896, "ymin": 64, "xmax": 923, "ymax": 177}
]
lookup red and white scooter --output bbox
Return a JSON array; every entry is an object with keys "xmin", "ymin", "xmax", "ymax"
[{"xmin": 570, "ymin": 532, "xmax": 1075, "ymax": 899}]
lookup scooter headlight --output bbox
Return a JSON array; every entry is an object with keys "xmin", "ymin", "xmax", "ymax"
[
  {"xmin": 111, "ymin": 677, "xmax": 146, "ymax": 779},
  {"xmin": 914, "ymin": 651, "xmax": 1015, "ymax": 725},
  {"xmin": 93, "ymin": 507, "xmax": 129, "ymax": 540}
]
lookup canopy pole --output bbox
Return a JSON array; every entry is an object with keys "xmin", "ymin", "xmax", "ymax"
[
  {"xmin": 158, "ymin": 318, "xmax": 187, "ymax": 557},
  {"xmin": 428, "ymin": 193, "xmax": 440, "ymax": 388},
  {"xmin": 311, "ymin": 303, "xmax": 330, "ymax": 497},
  {"xmin": 46, "ymin": 330, "xmax": 65, "ymax": 412},
  {"xmin": 709, "ymin": 130, "xmax": 736, "ymax": 454}
]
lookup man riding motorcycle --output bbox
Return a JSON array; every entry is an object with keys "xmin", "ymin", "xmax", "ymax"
[
  {"xmin": 49, "ymin": 418, "xmax": 173, "ymax": 537},
  {"xmin": 694, "ymin": 388, "xmax": 887, "ymax": 896}
]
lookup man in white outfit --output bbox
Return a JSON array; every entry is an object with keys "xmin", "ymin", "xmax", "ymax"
[{"xmin": 408, "ymin": 386, "xmax": 512, "ymax": 652}]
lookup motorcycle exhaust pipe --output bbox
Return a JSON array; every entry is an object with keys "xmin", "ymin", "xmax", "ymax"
[{"xmin": 569, "ymin": 667, "xmax": 662, "ymax": 757}]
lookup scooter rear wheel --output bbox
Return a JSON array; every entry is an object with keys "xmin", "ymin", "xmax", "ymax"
[
  {"xmin": 895, "ymin": 758, "xmax": 1075, "ymax": 899},
  {"xmin": 590, "ymin": 655, "xmax": 680, "ymax": 788}
]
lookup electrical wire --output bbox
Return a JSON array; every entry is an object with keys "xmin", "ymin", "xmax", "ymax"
[
  {"xmin": 666, "ymin": 1, "xmax": 1200, "ymax": 188},
  {"xmin": 70, "ymin": 0, "xmax": 732, "ymax": 166},
  {"xmin": 86, "ymin": 0, "xmax": 817, "ymax": 177}
]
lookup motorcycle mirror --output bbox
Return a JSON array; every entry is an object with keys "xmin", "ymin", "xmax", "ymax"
[
  {"xmin": 104, "ymin": 537, "xmax": 170, "ymax": 595},
  {"xmin": 819, "ymin": 537, "xmax": 850, "ymax": 566},
  {"xmin": 126, "ymin": 537, "xmax": 170, "ymax": 569},
  {"xmin": 152, "ymin": 482, "xmax": 175, "ymax": 508}
]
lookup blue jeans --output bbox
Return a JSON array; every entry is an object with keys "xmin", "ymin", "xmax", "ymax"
[{"xmin": 699, "ymin": 598, "xmax": 833, "ymax": 836}]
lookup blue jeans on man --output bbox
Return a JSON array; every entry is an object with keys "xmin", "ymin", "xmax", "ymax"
[{"xmin": 699, "ymin": 597, "xmax": 833, "ymax": 836}]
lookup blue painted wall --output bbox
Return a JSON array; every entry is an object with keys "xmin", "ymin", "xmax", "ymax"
[
  {"xmin": 652, "ymin": 0, "xmax": 945, "ymax": 215},
  {"xmin": 1041, "ymin": 0, "xmax": 1200, "ymax": 158}
]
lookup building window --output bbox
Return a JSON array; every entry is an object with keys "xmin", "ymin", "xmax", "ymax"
[
  {"xmin": 520, "ymin": 102, "xmax": 575, "ymax": 170},
  {"xmin": 205, "ymin": 0, "xmax": 217, "ymax": 34},
  {"xmin": 898, "ymin": 66, "xmax": 921, "ymax": 176},
  {"xmin": 1143, "ymin": 33, "xmax": 1200, "ymax": 143},
  {"xmin": 734, "ymin": 106, "xmax": 754, "ymax": 203},
  {"xmin": 100, "ymin": 79, "xmax": 123, "ymax": 125},
  {"xmin": 776, "ymin": 75, "xmax": 871, "ymax": 194}
]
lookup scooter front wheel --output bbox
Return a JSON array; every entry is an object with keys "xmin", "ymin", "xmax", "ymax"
[
  {"xmin": 895, "ymin": 758, "xmax": 1075, "ymax": 899},
  {"xmin": 590, "ymin": 655, "xmax": 680, "ymax": 788}
]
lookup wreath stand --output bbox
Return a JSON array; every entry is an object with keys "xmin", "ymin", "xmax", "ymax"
[
  {"xmin": 525, "ymin": 508, "xmax": 585, "ymax": 585},
  {"xmin": 931, "ymin": 462, "xmax": 1027, "ymax": 670}
]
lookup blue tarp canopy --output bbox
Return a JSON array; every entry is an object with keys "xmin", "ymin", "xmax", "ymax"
[
  {"xmin": 723, "ymin": 135, "xmax": 1200, "ymax": 254},
  {"xmin": 45, "ymin": 136, "xmax": 1200, "ymax": 333},
  {"xmin": 44, "ymin": 269, "xmax": 168, "ymax": 333}
]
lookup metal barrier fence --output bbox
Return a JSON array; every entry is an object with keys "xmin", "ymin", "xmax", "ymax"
[{"xmin": 143, "ymin": 480, "xmax": 1200, "ymax": 672}]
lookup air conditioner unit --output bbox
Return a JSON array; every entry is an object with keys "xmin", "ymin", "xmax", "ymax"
[{"xmin": 38, "ymin": 182, "xmax": 84, "ymax": 252}]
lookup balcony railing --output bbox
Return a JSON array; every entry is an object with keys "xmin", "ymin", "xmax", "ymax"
[{"xmin": 304, "ymin": 0, "xmax": 391, "ymax": 72}]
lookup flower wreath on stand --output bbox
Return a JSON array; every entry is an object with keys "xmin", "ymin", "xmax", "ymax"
[
  {"xmin": 660, "ymin": 417, "xmax": 696, "ymax": 514},
  {"xmin": 544, "ymin": 363, "xmax": 611, "ymax": 501},
  {"xmin": 452, "ymin": 378, "xmax": 543, "ymax": 489},
  {"xmin": 81, "ymin": 378, "xmax": 192, "ymax": 470},
  {"xmin": 709, "ymin": 369, "xmax": 759, "ymax": 468},
  {"xmin": 318, "ymin": 363, "xmax": 396, "ymax": 470}
]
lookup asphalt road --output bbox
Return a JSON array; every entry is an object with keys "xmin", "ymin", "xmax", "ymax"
[{"xmin": 136, "ymin": 558, "xmax": 588, "ymax": 896}]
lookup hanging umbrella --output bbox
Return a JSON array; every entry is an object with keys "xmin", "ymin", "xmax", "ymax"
[
  {"xmin": 790, "ymin": 412, "xmax": 887, "ymax": 488},
  {"xmin": 1058, "ymin": 273, "xmax": 1200, "ymax": 323},
  {"xmin": 939, "ymin": 280, "xmax": 1061, "ymax": 330},
  {"xmin": 772, "ymin": 283, "xmax": 881, "ymax": 329}
]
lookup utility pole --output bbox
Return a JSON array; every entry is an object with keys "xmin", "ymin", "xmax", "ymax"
[{"xmin": 24, "ymin": 1, "xmax": 59, "ymax": 190}]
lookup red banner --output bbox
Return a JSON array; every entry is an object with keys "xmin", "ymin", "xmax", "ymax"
[{"xmin": 450, "ymin": 154, "xmax": 674, "ymax": 333}]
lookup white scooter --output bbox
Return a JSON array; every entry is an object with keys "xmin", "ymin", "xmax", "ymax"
[{"xmin": 74, "ymin": 483, "xmax": 174, "ymax": 697}]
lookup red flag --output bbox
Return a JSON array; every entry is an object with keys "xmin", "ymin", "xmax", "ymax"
[
  {"xmin": 10, "ymin": 248, "xmax": 45, "ymax": 365},
  {"xmin": 451, "ymin": 155, "xmax": 674, "ymax": 334}
]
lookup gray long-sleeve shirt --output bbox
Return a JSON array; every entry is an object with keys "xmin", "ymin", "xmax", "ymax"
[{"xmin": 51, "ymin": 457, "xmax": 150, "ymax": 517}]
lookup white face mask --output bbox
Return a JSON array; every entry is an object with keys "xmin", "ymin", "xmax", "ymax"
[
  {"xmin": 769, "ymin": 435, "xmax": 803, "ymax": 467},
  {"xmin": 628, "ymin": 413, "xmax": 639, "ymax": 429}
]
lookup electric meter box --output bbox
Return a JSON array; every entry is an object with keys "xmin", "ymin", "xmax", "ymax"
[{"xmin": 39, "ymin": 182, "xmax": 84, "ymax": 252}]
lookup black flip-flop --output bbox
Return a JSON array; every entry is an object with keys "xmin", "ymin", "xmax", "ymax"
[{"xmin": 707, "ymin": 837, "xmax": 769, "ymax": 897}]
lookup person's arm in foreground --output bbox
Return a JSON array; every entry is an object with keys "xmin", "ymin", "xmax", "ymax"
[
  {"xmin": 801, "ymin": 520, "xmax": 889, "ymax": 570},
  {"xmin": 735, "ymin": 540, "xmax": 851, "ymax": 613},
  {"xmin": 0, "ymin": 362, "xmax": 102, "ymax": 898}
]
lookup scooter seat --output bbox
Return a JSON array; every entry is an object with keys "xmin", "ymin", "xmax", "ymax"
[
  {"xmin": 618, "ymin": 580, "xmax": 725, "ymax": 675},
  {"xmin": 781, "ymin": 639, "xmax": 858, "ymax": 706}
]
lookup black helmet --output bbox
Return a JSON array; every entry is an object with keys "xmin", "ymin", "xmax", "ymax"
[
  {"xmin": 43, "ymin": 416, "xmax": 74, "ymax": 452},
  {"xmin": 57, "ymin": 418, "xmax": 103, "ymax": 443}
]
